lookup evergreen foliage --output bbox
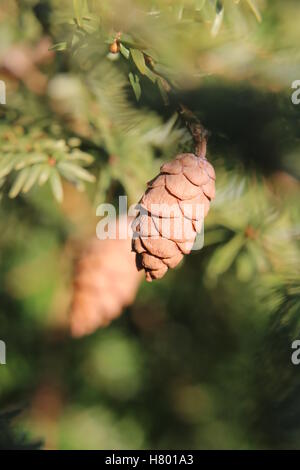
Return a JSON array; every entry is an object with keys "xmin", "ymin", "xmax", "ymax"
[{"xmin": 0, "ymin": 0, "xmax": 299, "ymax": 449}]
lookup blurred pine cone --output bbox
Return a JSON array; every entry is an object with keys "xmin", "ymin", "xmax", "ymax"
[
  {"xmin": 1, "ymin": 37, "xmax": 54, "ymax": 94},
  {"xmin": 132, "ymin": 153, "xmax": 216, "ymax": 281},
  {"xmin": 70, "ymin": 217, "xmax": 141, "ymax": 337}
]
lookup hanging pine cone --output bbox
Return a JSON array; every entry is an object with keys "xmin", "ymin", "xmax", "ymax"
[
  {"xmin": 132, "ymin": 151, "xmax": 215, "ymax": 281},
  {"xmin": 70, "ymin": 217, "xmax": 142, "ymax": 337}
]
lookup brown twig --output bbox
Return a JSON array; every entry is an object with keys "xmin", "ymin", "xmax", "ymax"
[
  {"xmin": 177, "ymin": 103, "xmax": 208, "ymax": 158},
  {"xmin": 144, "ymin": 53, "xmax": 209, "ymax": 158}
]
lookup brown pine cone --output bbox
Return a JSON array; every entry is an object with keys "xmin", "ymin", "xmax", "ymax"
[
  {"xmin": 70, "ymin": 217, "xmax": 142, "ymax": 337},
  {"xmin": 132, "ymin": 153, "xmax": 216, "ymax": 281}
]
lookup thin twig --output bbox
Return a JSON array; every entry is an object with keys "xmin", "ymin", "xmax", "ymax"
[
  {"xmin": 177, "ymin": 103, "xmax": 208, "ymax": 158},
  {"xmin": 144, "ymin": 54, "xmax": 209, "ymax": 158}
]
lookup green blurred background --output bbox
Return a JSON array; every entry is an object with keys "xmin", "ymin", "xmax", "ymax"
[{"xmin": 0, "ymin": 0, "xmax": 299, "ymax": 449}]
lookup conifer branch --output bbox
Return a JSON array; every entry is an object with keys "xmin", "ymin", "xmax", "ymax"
[{"xmin": 144, "ymin": 54, "xmax": 208, "ymax": 158}]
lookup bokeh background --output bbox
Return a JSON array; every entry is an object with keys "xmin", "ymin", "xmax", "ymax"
[{"xmin": 0, "ymin": 0, "xmax": 299, "ymax": 449}]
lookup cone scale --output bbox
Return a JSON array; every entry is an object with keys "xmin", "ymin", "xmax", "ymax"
[{"xmin": 132, "ymin": 150, "xmax": 216, "ymax": 281}]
